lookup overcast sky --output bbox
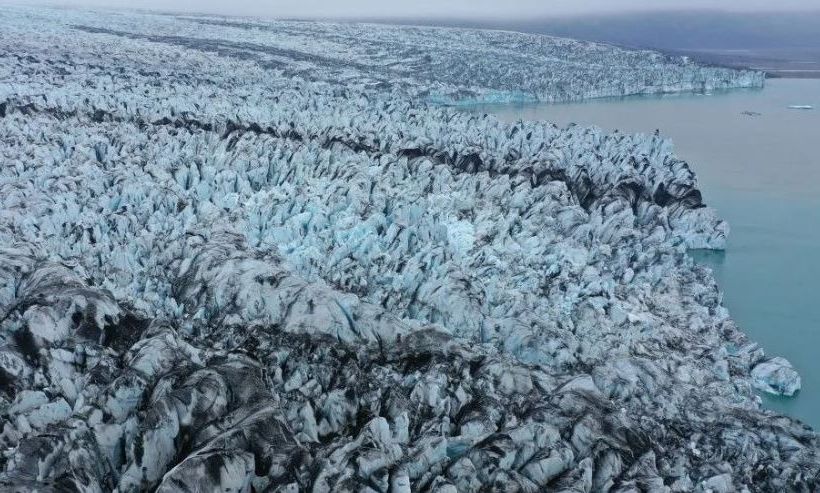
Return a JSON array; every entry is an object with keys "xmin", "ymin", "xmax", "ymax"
[{"xmin": 25, "ymin": 0, "xmax": 820, "ymax": 19}]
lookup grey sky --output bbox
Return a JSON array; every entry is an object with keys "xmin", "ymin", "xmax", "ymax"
[{"xmin": 29, "ymin": 0, "xmax": 820, "ymax": 19}]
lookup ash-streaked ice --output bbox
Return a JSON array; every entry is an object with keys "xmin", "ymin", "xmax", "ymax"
[{"xmin": 0, "ymin": 5, "xmax": 816, "ymax": 493}]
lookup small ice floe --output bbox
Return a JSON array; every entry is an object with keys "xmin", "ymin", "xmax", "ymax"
[
  {"xmin": 787, "ymin": 105, "xmax": 814, "ymax": 110},
  {"xmin": 751, "ymin": 357, "xmax": 801, "ymax": 397}
]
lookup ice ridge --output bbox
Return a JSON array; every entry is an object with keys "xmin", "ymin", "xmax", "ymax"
[{"xmin": 0, "ymin": 6, "xmax": 815, "ymax": 493}]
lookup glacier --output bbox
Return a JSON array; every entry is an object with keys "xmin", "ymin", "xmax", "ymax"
[{"xmin": 0, "ymin": 5, "xmax": 817, "ymax": 493}]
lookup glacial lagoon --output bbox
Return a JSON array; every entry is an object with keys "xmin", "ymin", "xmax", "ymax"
[{"xmin": 471, "ymin": 78, "xmax": 820, "ymax": 428}]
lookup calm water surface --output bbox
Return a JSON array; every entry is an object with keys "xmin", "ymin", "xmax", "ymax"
[{"xmin": 471, "ymin": 79, "xmax": 820, "ymax": 428}]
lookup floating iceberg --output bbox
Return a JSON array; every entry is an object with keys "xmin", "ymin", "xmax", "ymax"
[{"xmin": 752, "ymin": 357, "xmax": 802, "ymax": 397}]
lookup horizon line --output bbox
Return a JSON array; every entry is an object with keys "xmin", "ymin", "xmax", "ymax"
[{"xmin": 4, "ymin": 2, "xmax": 820, "ymax": 23}]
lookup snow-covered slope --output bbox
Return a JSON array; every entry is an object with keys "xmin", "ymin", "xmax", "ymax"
[{"xmin": 0, "ymin": 6, "xmax": 816, "ymax": 493}]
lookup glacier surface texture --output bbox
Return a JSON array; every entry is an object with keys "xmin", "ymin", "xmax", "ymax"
[{"xmin": 0, "ymin": 6, "xmax": 816, "ymax": 493}]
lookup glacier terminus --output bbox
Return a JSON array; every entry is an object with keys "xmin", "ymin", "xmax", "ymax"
[{"xmin": 0, "ymin": 5, "xmax": 816, "ymax": 493}]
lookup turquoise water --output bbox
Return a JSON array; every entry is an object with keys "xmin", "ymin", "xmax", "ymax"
[{"xmin": 470, "ymin": 79, "xmax": 820, "ymax": 429}]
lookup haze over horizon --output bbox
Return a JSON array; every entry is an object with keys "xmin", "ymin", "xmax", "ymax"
[{"xmin": 12, "ymin": 0, "xmax": 820, "ymax": 19}]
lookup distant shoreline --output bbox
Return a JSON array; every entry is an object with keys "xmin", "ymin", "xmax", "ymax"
[
  {"xmin": 350, "ymin": 11, "xmax": 820, "ymax": 81},
  {"xmin": 663, "ymin": 48, "xmax": 820, "ymax": 79}
]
